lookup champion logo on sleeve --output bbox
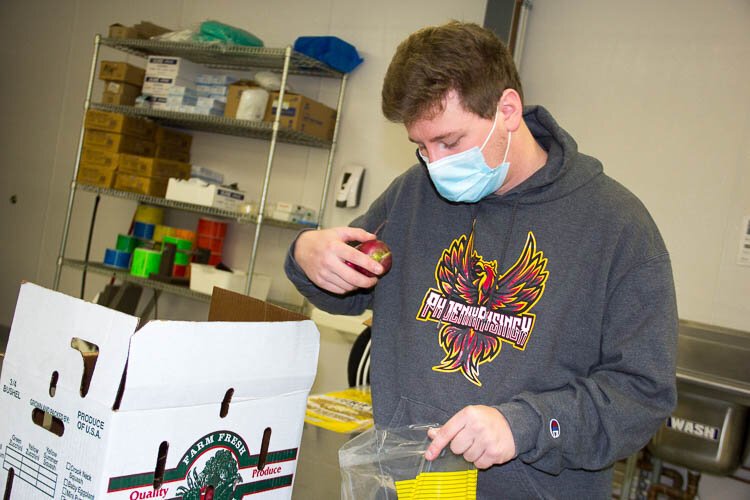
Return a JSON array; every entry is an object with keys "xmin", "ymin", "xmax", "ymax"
[{"xmin": 549, "ymin": 419, "xmax": 560, "ymax": 438}]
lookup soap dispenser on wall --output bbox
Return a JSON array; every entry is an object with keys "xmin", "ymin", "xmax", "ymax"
[{"xmin": 335, "ymin": 164, "xmax": 365, "ymax": 208}]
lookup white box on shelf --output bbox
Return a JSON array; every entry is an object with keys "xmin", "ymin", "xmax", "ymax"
[
  {"xmin": 190, "ymin": 263, "xmax": 272, "ymax": 300},
  {"xmin": 166, "ymin": 178, "xmax": 246, "ymax": 211},
  {"xmin": 146, "ymin": 55, "xmax": 202, "ymax": 80}
]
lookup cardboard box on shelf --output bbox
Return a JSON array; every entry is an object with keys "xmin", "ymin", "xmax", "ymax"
[
  {"xmin": 166, "ymin": 178, "xmax": 246, "ymax": 211},
  {"xmin": 0, "ymin": 282, "xmax": 319, "ymax": 499},
  {"xmin": 224, "ymin": 80, "xmax": 260, "ymax": 119},
  {"xmin": 99, "ymin": 61, "xmax": 145, "ymax": 87},
  {"xmin": 264, "ymin": 92, "xmax": 337, "ymax": 141},
  {"xmin": 76, "ymin": 164, "xmax": 117, "ymax": 188},
  {"xmin": 146, "ymin": 55, "xmax": 201, "ymax": 80},
  {"xmin": 118, "ymin": 154, "xmax": 191, "ymax": 179},
  {"xmin": 154, "ymin": 142, "xmax": 191, "ymax": 163},
  {"xmin": 114, "ymin": 173, "xmax": 169, "ymax": 197},
  {"xmin": 155, "ymin": 127, "xmax": 193, "ymax": 150},
  {"xmin": 108, "ymin": 23, "xmax": 138, "ymax": 39},
  {"xmin": 83, "ymin": 130, "xmax": 156, "ymax": 157},
  {"xmin": 101, "ymin": 81, "xmax": 142, "ymax": 106},
  {"xmin": 84, "ymin": 109, "xmax": 155, "ymax": 139},
  {"xmin": 80, "ymin": 148, "xmax": 120, "ymax": 169}
]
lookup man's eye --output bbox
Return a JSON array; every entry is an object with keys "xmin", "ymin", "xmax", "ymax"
[{"xmin": 440, "ymin": 140, "xmax": 459, "ymax": 150}]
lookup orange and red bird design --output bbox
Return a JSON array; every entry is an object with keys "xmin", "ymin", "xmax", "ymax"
[{"xmin": 422, "ymin": 229, "xmax": 549, "ymax": 386}]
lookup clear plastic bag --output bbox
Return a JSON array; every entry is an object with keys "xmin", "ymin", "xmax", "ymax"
[{"xmin": 339, "ymin": 424, "xmax": 477, "ymax": 500}]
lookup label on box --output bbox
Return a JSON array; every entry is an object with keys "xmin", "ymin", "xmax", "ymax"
[{"xmin": 105, "ymin": 430, "xmax": 297, "ymax": 498}]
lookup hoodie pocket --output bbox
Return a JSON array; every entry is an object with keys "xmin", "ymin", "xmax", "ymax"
[{"xmin": 387, "ymin": 396, "xmax": 452, "ymax": 428}]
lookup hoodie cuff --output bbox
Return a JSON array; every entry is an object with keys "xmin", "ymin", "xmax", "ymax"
[{"xmin": 495, "ymin": 401, "xmax": 541, "ymax": 457}]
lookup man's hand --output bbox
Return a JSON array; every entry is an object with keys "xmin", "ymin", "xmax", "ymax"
[
  {"xmin": 425, "ymin": 405, "xmax": 516, "ymax": 470},
  {"xmin": 294, "ymin": 227, "xmax": 384, "ymax": 294}
]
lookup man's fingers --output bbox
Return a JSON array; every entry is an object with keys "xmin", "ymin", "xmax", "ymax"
[{"xmin": 425, "ymin": 418, "xmax": 464, "ymax": 461}]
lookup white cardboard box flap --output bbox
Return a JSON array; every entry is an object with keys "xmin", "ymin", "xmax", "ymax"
[
  {"xmin": 119, "ymin": 320, "xmax": 319, "ymax": 410},
  {"xmin": 6, "ymin": 282, "xmax": 137, "ymax": 405}
]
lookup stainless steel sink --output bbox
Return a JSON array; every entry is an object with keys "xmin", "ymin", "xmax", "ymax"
[
  {"xmin": 649, "ymin": 320, "xmax": 750, "ymax": 475},
  {"xmin": 676, "ymin": 320, "xmax": 750, "ymax": 406}
]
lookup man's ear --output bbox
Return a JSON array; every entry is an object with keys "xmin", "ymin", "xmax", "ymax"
[{"xmin": 498, "ymin": 89, "xmax": 523, "ymax": 132}]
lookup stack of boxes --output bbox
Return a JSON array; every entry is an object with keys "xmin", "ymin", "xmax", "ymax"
[
  {"xmin": 99, "ymin": 61, "xmax": 145, "ymax": 106},
  {"xmin": 78, "ymin": 109, "xmax": 193, "ymax": 197},
  {"xmin": 143, "ymin": 56, "xmax": 228, "ymax": 116}
]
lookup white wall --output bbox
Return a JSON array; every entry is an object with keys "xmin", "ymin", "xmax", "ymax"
[
  {"xmin": 0, "ymin": 0, "xmax": 487, "ymax": 322},
  {"xmin": 519, "ymin": 0, "xmax": 750, "ymax": 332},
  {"xmin": 519, "ymin": 1, "xmax": 750, "ymax": 497}
]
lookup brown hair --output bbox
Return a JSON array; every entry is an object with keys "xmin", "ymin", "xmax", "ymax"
[{"xmin": 381, "ymin": 21, "xmax": 523, "ymax": 125}]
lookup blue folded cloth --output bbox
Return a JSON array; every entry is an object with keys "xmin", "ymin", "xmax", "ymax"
[{"xmin": 293, "ymin": 36, "xmax": 363, "ymax": 73}]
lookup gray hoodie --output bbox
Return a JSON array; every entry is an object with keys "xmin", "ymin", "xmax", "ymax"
[{"xmin": 286, "ymin": 105, "xmax": 678, "ymax": 499}]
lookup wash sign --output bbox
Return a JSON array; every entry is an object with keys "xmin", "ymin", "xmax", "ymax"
[{"xmin": 666, "ymin": 416, "xmax": 720, "ymax": 441}]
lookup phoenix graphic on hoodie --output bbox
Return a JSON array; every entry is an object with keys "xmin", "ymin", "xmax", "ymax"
[{"xmin": 416, "ymin": 227, "xmax": 549, "ymax": 386}]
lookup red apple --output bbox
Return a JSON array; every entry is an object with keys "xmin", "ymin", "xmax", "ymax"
[{"xmin": 345, "ymin": 239, "xmax": 392, "ymax": 277}]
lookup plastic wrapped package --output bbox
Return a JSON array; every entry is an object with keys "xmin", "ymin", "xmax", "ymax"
[
  {"xmin": 339, "ymin": 425, "xmax": 477, "ymax": 500},
  {"xmin": 151, "ymin": 21, "xmax": 263, "ymax": 47},
  {"xmin": 294, "ymin": 36, "xmax": 363, "ymax": 73}
]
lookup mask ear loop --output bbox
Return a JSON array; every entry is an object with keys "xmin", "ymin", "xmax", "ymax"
[
  {"xmin": 501, "ymin": 131, "xmax": 512, "ymax": 163},
  {"xmin": 480, "ymin": 110, "xmax": 499, "ymax": 151}
]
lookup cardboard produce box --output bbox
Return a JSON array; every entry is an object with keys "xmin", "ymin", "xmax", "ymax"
[
  {"xmin": 119, "ymin": 153, "xmax": 191, "ymax": 179},
  {"xmin": 84, "ymin": 109, "xmax": 155, "ymax": 139},
  {"xmin": 99, "ymin": 61, "xmax": 145, "ymax": 87},
  {"xmin": 265, "ymin": 92, "xmax": 337, "ymax": 141},
  {"xmin": 0, "ymin": 283, "xmax": 319, "ymax": 499},
  {"xmin": 76, "ymin": 164, "xmax": 117, "ymax": 188},
  {"xmin": 84, "ymin": 130, "xmax": 156, "ymax": 157},
  {"xmin": 114, "ymin": 172, "xmax": 168, "ymax": 197}
]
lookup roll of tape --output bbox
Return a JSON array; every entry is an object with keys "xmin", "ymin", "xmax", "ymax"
[
  {"xmin": 116, "ymin": 234, "xmax": 138, "ymax": 253},
  {"xmin": 104, "ymin": 248, "xmax": 131, "ymax": 269},
  {"xmin": 173, "ymin": 250, "xmax": 190, "ymax": 266},
  {"xmin": 163, "ymin": 236, "xmax": 193, "ymax": 251},
  {"xmin": 134, "ymin": 204, "xmax": 164, "ymax": 225},
  {"xmin": 133, "ymin": 221, "xmax": 156, "ymax": 240},
  {"xmin": 130, "ymin": 248, "xmax": 162, "ymax": 278},
  {"xmin": 153, "ymin": 224, "xmax": 175, "ymax": 243},
  {"xmin": 197, "ymin": 217, "xmax": 228, "ymax": 238},
  {"xmin": 172, "ymin": 264, "xmax": 188, "ymax": 278}
]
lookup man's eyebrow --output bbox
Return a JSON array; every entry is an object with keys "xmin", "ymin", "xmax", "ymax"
[{"xmin": 408, "ymin": 132, "xmax": 454, "ymax": 144}]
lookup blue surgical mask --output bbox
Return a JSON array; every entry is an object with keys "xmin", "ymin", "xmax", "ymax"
[{"xmin": 417, "ymin": 112, "xmax": 511, "ymax": 203}]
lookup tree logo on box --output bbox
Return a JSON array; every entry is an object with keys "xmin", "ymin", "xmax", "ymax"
[{"xmin": 176, "ymin": 449, "xmax": 242, "ymax": 500}]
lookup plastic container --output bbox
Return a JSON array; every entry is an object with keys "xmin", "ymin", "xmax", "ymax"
[{"xmin": 173, "ymin": 250, "xmax": 191, "ymax": 266}]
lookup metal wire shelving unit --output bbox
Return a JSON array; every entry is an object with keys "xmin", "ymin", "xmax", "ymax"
[{"xmin": 52, "ymin": 35, "xmax": 349, "ymax": 308}]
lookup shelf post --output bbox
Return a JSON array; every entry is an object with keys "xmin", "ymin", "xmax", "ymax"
[
  {"xmin": 243, "ymin": 46, "xmax": 294, "ymax": 296},
  {"xmin": 317, "ymin": 74, "xmax": 348, "ymax": 228},
  {"xmin": 53, "ymin": 34, "xmax": 102, "ymax": 291}
]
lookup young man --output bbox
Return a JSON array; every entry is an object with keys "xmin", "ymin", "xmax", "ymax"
[{"xmin": 286, "ymin": 21, "xmax": 677, "ymax": 498}]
